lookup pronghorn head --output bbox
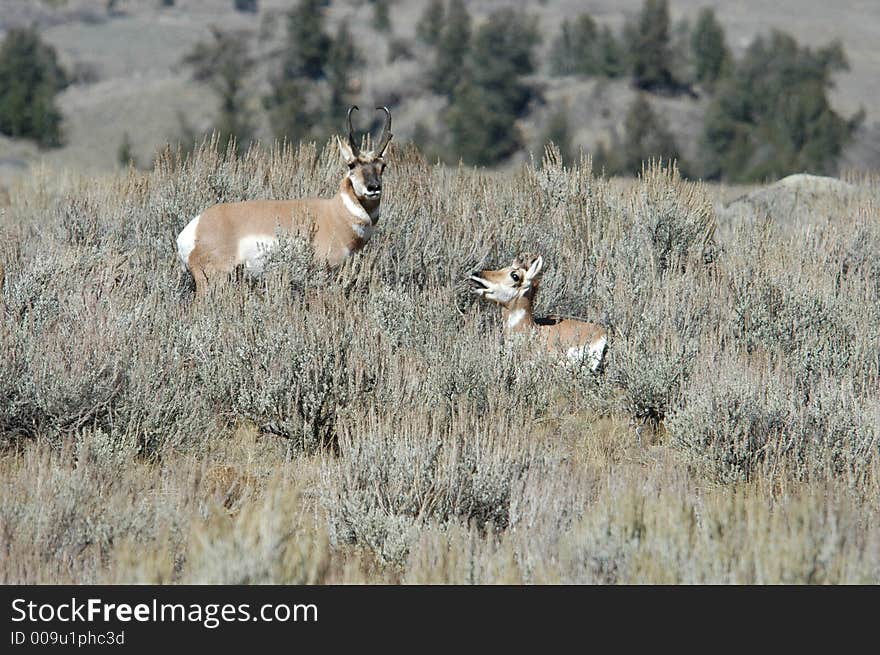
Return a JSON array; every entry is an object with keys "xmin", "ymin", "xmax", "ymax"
[
  {"xmin": 469, "ymin": 254, "xmax": 544, "ymax": 307},
  {"xmin": 337, "ymin": 105, "xmax": 393, "ymax": 203}
]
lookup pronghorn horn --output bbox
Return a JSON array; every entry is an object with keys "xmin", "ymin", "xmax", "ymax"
[
  {"xmin": 347, "ymin": 105, "xmax": 360, "ymax": 155},
  {"xmin": 375, "ymin": 106, "xmax": 393, "ymax": 155}
]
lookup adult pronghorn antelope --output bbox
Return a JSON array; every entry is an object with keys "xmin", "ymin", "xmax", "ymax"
[
  {"xmin": 470, "ymin": 254, "xmax": 608, "ymax": 371},
  {"xmin": 176, "ymin": 106, "xmax": 393, "ymax": 295}
]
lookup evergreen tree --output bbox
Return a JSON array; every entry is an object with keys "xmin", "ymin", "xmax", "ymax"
[
  {"xmin": 372, "ymin": 0, "xmax": 392, "ymax": 33},
  {"xmin": 325, "ymin": 21, "xmax": 363, "ymax": 134},
  {"xmin": 468, "ymin": 8, "xmax": 540, "ymax": 114},
  {"xmin": 619, "ymin": 93, "xmax": 681, "ymax": 175},
  {"xmin": 691, "ymin": 8, "xmax": 729, "ymax": 89},
  {"xmin": 284, "ymin": 0, "xmax": 332, "ymax": 80},
  {"xmin": 264, "ymin": 76, "xmax": 314, "ymax": 145},
  {"xmin": 416, "ymin": 0, "xmax": 444, "ymax": 46},
  {"xmin": 626, "ymin": 0, "xmax": 676, "ymax": 91},
  {"xmin": 446, "ymin": 9, "xmax": 541, "ymax": 165},
  {"xmin": 700, "ymin": 31, "xmax": 858, "ymax": 182},
  {"xmin": 117, "ymin": 132, "xmax": 137, "ymax": 168},
  {"xmin": 447, "ymin": 80, "xmax": 518, "ymax": 165},
  {"xmin": 431, "ymin": 0, "xmax": 471, "ymax": 97},
  {"xmin": 597, "ymin": 25, "xmax": 625, "ymax": 77},
  {"xmin": 183, "ymin": 28, "xmax": 254, "ymax": 153},
  {"xmin": 537, "ymin": 107, "xmax": 575, "ymax": 165},
  {"xmin": 0, "ymin": 28, "xmax": 68, "ymax": 147},
  {"xmin": 548, "ymin": 14, "xmax": 599, "ymax": 76},
  {"xmin": 264, "ymin": 0, "xmax": 338, "ymax": 143}
]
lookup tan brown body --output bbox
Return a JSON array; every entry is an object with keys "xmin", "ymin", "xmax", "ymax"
[
  {"xmin": 470, "ymin": 255, "xmax": 608, "ymax": 370},
  {"xmin": 178, "ymin": 178, "xmax": 379, "ymax": 295},
  {"xmin": 176, "ymin": 105, "xmax": 392, "ymax": 296}
]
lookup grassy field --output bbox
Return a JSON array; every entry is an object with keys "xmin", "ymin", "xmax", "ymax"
[{"xmin": 0, "ymin": 139, "xmax": 878, "ymax": 583}]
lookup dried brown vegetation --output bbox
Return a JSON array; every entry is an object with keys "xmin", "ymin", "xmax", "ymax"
[{"xmin": 0, "ymin": 141, "xmax": 878, "ymax": 583}]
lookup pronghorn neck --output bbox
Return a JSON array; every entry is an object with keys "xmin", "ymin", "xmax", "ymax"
[
  {"xmin": 501, "ymin": 294, "xmax": 536, "ymax": 333},
  {"xmin": 339, "ymin": 177, "xmax": 380, "ymax": 225}
]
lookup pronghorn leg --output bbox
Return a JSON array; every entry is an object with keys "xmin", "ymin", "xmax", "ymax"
[{"xmin": 190, "ymin": 263, "xmax": 213, "ymax": 298}]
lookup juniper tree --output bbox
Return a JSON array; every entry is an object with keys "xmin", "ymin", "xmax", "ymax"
[
  {"xmin": 416, "ymin": 0, "xmax": 444, "ymax": 46},
  {"xmin": 549, "ymin": 14, "xmax": 600, "ymax": 76},
  {"xmin": 431, "ymin": 0, "xmax": 471, "ymax": 97},
  {"xmin": 372, "ymin": 0, "xmax": 392, "ymax": 33},
  {"xmin": 284, "ymin": 0, "xmax": 332, "ymax": 80},
  {"xmin": 617, "ymin": 93, "xmax": 682, "ymax": 175},
  {"xmin": 326, "ymin": 21, "xmax": 363, "ymax": 134},
  {"xmin": 700, "ymin": 31, "xmax": 858, "ymax": 181},
  {"xmin": 183, "ymin": 27, "xmax": 254, "ymax": 153},
  {"xmin": 0, "ymin": 28, "xmax": 68, "ymax": 147},
  {"xmin": 691, "ymin": 8, "xmax": 729, "ymax": 89},
  {"xmin": 446, "ymin": 9, "xmax": 540, "ymax": 165},
  {"xmin": 537, "ymin": 107, "xmax": 575, "ymax": 165},
  {"xmin": 625, "ymin": 0, "xmax": 676, "ymax": 91},
  {"xmin": 597, "ymin": 25, "xmax": 625, "ymax": 77}
]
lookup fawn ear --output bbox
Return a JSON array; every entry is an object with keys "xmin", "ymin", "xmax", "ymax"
[
  {"xmin": 337, "ymin": 136, "xmax": 357, "ymax": 165},
  {"xmin": 525, "ymin": 255, "xmax": 544, "ymax": 282}
]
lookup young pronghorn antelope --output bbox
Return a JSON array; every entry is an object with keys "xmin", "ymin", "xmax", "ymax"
[
  {"xmin": 176, "ymin": 106, "xmax": 393, "ymax": 295},
  {"xmin": 470, "ymin": 255, "xmax": 608, "ymax": 371}
]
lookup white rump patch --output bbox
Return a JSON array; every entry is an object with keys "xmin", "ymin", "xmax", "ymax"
[
  {"xmin": 566, "ymin": 335, "xmax": 607, "ymax": 372},
  {"xmin": 176, "ymin": 214, "xmax": 200, "ymax": 267},
  {"xmin": 237, "ymin": 235, "xmax": 277, "ymax": 275}
]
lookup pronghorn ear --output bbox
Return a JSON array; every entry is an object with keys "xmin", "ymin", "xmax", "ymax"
[
  {"xmin": 337, "ymin": 136, "xmax": 357, "ymax": 165},
  {"xmin": 525, "ymin": 255, "xmax": 544, "ymax": 282}
]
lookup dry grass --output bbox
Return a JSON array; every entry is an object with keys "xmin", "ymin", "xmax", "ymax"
[{"xmin": 0, "ymin": 139, "xmax": 878, "ymax": 583}]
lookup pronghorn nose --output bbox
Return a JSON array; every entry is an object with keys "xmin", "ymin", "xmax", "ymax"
[{"xmin": 367, "ymin": 182, "xmax": 381, "ymax": 192}]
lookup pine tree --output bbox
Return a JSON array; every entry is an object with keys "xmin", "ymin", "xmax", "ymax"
[
  {"xmin": 447, "ymin": 79, "xmax": 517, "ymax": 165},
  {"xmin": 537, "ymin": 107, "xmax": 575, "ymax": 165},
  {"xmin": 372, "ymin": 0, "xmax": 392, "ymax": 33},
  {"xmin": 284, "ymin": 0, "xmax": 332, "ymax": 80},
  {"xmin": 264, "ymin": 77, "xmax": 314, "ymax": 145},
  {"xmin": 700, "ymin": 31, "xmax": 857, "ymax": 182},
  {"xmin": 620, "ymin": 93, "xmax": 681, "ymax": 174},
  {"xmin": 469, "ymin": 8, "xmax": 540, "ymax": 114},
  {"xmin": 446, "ymin": 9, "xmax": 540, "ymax": 165},
  {"xmin": 597, "ymin": 25, "xmax": 625, "ymax": 77},
  {"xmin": 626, "ymin": 0, "xmax": 676, "ymax": 91},
  {"xmin": 183, "ymin": 28, "xmax": 254, "ymax": 153},
  {"xmin": 117, "ymin": 132, "xmax": 138, "ymax": 168},
  {"xmin": 691, "ymin": 8, "xmax": 729, "ymax": 89},
  {"xmin": 549, "ymin": 14, "xmax": 600, "ymax": 76},
  {"xmin": 431, "ymin": 0, "xmax": 471, "ymax": 97},
  {"xmin": 234, "ymin": 0, "xmax": 258, "ymax": 12},
  {"xmin": 325, "ymin": 21, "xmax": 363, "ymax": 134},
  {"xmin": 0, "ymin": 28, "xmax": 67, "ymax": 147},
  {"xmin": 416, "ymin": 0, "xmax": 444, "ymax": 46},
  {"xmin": 264, "ymin": 0, "xmax": 336, "ymax": 143}
]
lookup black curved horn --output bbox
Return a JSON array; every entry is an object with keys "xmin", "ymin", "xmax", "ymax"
[
  {"xmin": 374, "ymin": 106, "xmax": 393, "ymax": 155},
  {"xmin": 347, "ymin": 105, "xmax": 360, "ymax": 155}
]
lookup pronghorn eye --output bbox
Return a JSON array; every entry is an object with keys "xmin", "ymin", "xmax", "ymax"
[{"xmin": 510, "ymin": 272, "xmax": 521, "ymax": 283}]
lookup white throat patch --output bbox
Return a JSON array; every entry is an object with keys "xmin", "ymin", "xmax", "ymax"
[
  {"xmin": 342, "ymin": 192, "xmax": 371, "ymax": 224},
  {"xmin": 506, "ymin": 308, "xmax": 527, "ymax": 330}
]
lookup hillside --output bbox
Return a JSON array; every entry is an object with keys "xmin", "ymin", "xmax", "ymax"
[{"xmin": 1, "ymin": 0, "xmax": 879, "ymax": 184}]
